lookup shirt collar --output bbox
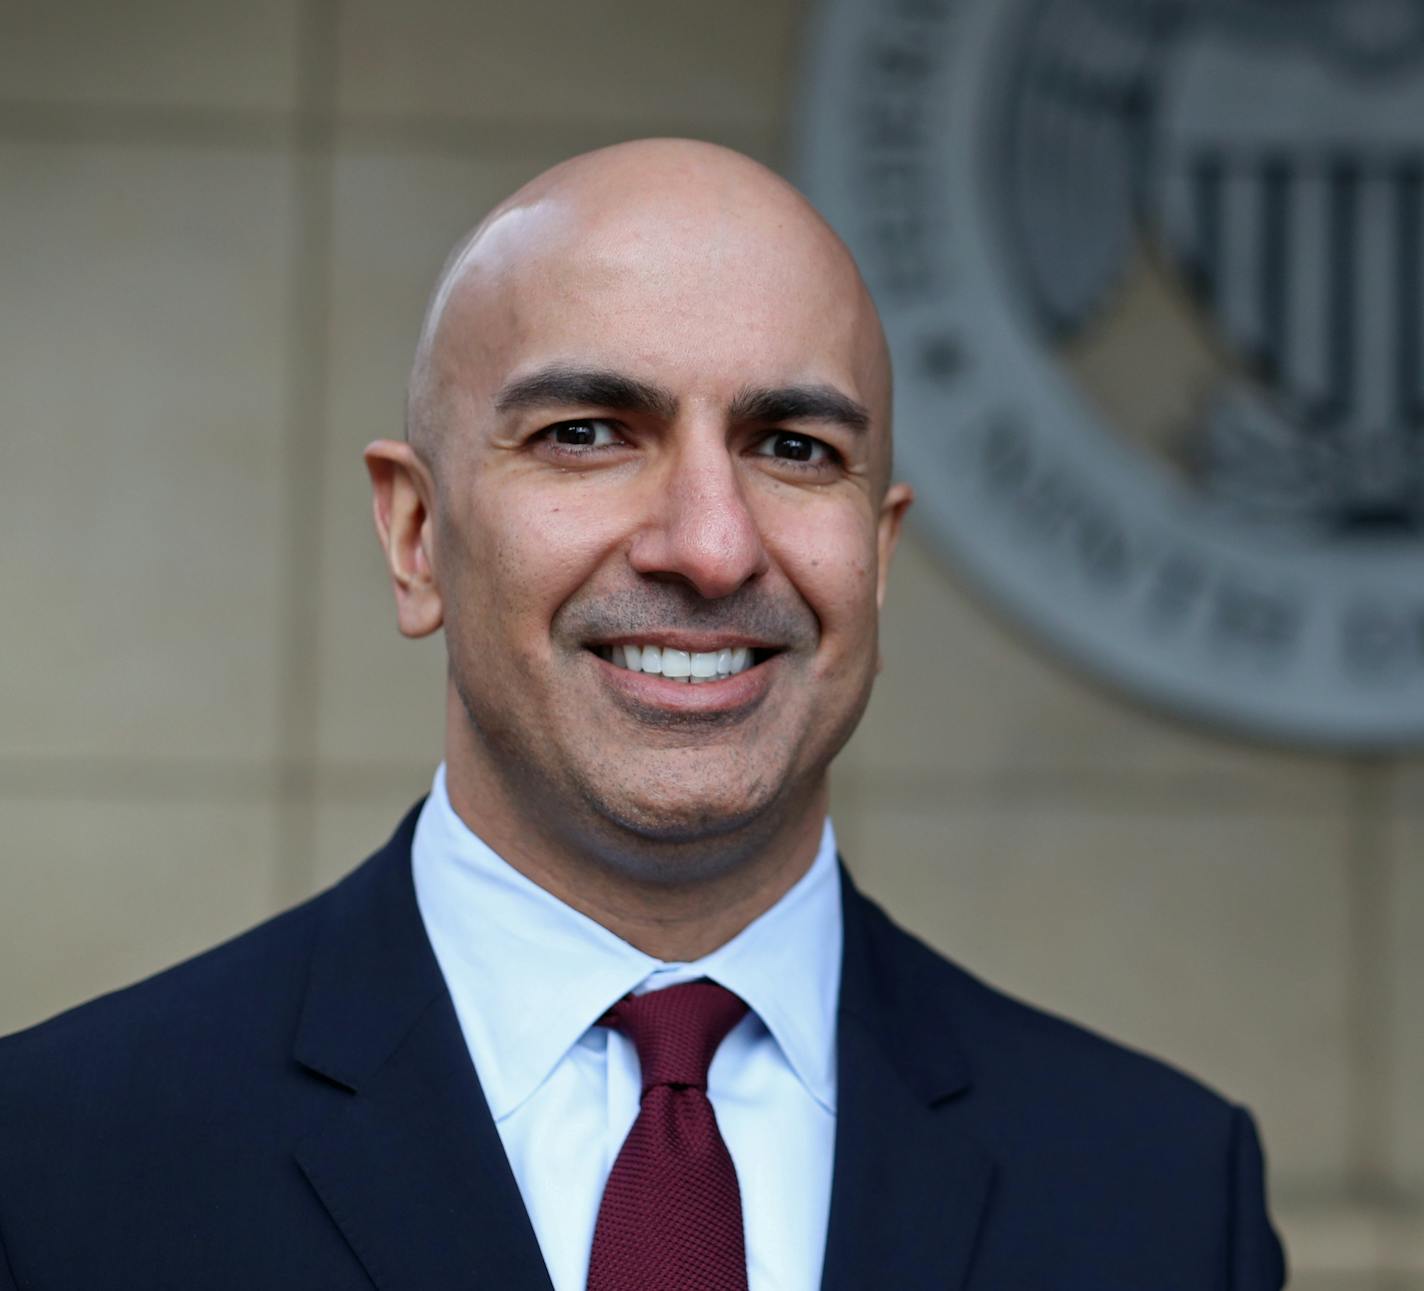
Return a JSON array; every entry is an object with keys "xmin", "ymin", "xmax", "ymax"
[{"xmin": 411, "ymin": 763, "xmax": 842, "ymax": 1121}]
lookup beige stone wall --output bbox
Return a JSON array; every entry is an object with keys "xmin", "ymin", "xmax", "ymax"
[{"xmin": 1, "ymin": 2, "xmax": 1419, "ymax": 1284}]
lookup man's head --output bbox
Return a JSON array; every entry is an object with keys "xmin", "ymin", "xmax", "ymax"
[{"xmin": 367, "ymin": 139, "xmax": 911, "ymax": 886}]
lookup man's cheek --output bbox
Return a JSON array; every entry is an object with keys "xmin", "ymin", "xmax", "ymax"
[
  {"xmin": 798, "ymin": 527, "xmax": 880, "ymax": 616},
  {"xmin": 479, "ymin": 520, "xmax": 571, "ymax": 606},
  {"xmin": 506, "ymin": 493, "xmax": 627, "ymax": 575}
]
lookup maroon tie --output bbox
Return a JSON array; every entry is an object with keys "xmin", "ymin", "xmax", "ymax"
[{"xmin": 586, "ymin": 980, "xmax": 750, "ymax": 1291}]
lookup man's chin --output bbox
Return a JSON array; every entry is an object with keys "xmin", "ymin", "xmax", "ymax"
[
  {"xmin": 574, "ymin": 779, "xmax": 792, "ymax": 883},
  {"xmin": 595, "ymin": 785, "xmax": 773, "ymax": 842}
]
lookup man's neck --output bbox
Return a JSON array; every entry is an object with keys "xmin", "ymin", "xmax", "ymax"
[{"xmin": 440, "ymin": 754, "xmax": 828, "ymax": 962}]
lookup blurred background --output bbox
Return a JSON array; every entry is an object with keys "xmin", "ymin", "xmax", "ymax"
[{"xmin": 1, "ymin": 1, "xmax": 1420, "ymax": 1285}]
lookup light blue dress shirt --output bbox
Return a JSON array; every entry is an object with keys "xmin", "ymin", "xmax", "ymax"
[{"xmin": 411, "ymin": 763, "xmax": 842, "ymax": 1291}]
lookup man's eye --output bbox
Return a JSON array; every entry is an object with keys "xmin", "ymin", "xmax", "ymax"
[
  {"xmin": 754, "ymin": 431, "xmax": 831, "ymax": 465},
  {"xmin": 544, "ymin": 419, "xmax": 620, "ymax": 449}
]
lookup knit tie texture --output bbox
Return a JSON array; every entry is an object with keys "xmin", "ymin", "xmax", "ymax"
[{"xmin": 586, "ymin": 979, "xmax": 750, "ymax": 1291}]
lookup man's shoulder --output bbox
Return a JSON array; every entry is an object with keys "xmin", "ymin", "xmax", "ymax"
[
  {"xmin": 0, "ymin": 815, "xmax": 413, "ymax": 1125},
  {"xmin": 0, "ymin": 806, "xmax": 442, "ymax": 1285},
  {"xmin": 0, "ymin": 884, "xmax": 340, "ymax": 1249},
  {"xmin": 841, "ymin": 882, "xmax": 1284, "ymax": 1286},
  {"xmin": 1, "ymin": 802, "xmax": 426, "ymax": 1077},
  {"xmin": 0, "ymin": 878, "xmax": 327, "ymax": 1098},
  {"xmin": 850, "ymin": 882, "xmax": 1244, "ymax": 1133}
]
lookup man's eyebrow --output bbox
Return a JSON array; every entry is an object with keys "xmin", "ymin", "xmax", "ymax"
[
  {"xmin": 728, "ymin": 383, "xmax": 871, "ymax": 432},
  {"xmin": 493, "ymin": 365, "xmax": 679, "ymax": 420}
]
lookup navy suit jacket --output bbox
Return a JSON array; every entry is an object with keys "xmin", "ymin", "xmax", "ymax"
[{"xmin": 0, "ymin": 803, "xmax": 1285, "ymax": 1290}]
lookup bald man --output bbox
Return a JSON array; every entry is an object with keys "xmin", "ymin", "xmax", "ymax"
[{"xmin": 0, "ymin": 141, "xmax": 1285, "ymax": 1291}]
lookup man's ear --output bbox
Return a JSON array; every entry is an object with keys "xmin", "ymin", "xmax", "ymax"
[
  {"xmin": 364, "ymin": 440, "xmax": 444, "ymax": 638},
  {"xmin": 875, "ymin": 481, "xmax": 914, "ymax": 611}
]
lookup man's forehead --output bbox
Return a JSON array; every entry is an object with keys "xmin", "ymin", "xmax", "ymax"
[
  {"xmin": 443, "ymin": 223, "xmax": 878, "ymax": 396},
  {"xmin": 452, "ymin": 198, "xmax": 864, "ymax": 315},
  {"xmin": 410, "ymin": 141, "xmax": 892, "ymax": 452}
]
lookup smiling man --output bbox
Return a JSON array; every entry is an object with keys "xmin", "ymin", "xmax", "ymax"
[
  {"xmin": 0, "ymin": 141, "xmax": 1284, "ymax": 1291},
  {"xmin": 370, "ymin": 142, "xmax": 903, "ymax": 951}
]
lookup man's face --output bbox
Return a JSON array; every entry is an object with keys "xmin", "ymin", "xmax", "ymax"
[{"xmin": 421, "ymin": 197, "xmax": 907, "ymax": 869}]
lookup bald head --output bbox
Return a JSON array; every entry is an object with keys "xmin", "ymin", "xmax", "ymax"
[
  {"xmin": 367, "ymin": 139, "xmax": 913, "ymax": 898},
  {"xmin": 405, "ymin": 138, "xmax": 892, "ymax": 485}
]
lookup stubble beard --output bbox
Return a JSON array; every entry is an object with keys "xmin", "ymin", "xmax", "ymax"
[{"xmin": 448, "ymin": 659, "xmax": 830, "ymax": 889}]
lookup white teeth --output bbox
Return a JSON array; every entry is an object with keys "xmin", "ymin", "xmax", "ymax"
[{"xmin": 598, "ymin": 642, "xmax": 761, "ymax": 680}]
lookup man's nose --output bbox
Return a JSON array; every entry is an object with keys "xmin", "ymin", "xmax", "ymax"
[{"xmin": 627, "ymin": 434, "xmax": 770, "ymax": 599}]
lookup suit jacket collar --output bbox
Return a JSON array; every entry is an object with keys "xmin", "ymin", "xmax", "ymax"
[
  {"xmin": 290, "ymin": 806, "xmax": 992, "ymax": 1291},
  {"xmin": 821, "ymin": 865, "xmax": 994, "ymax": 1290},
  {"xmin": 836, "ymin": 862, "xmax": 975, "ymax": 1104},
  {"xmin": 293, "ymin": 802, "xmax": 555, "ymax": 1291}
]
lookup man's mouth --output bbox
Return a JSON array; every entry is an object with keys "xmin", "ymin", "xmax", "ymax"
[{"xmin": 587, "ymin": 642, "xmax": 776, "ymax": 684}]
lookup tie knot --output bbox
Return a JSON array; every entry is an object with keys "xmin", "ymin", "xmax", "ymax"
[{"xmin": 603, "ymin": 980, "xmax": 748, "ymax": 1093}]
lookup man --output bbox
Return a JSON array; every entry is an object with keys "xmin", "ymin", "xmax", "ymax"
[{"xmin": 0, "ymin": 140, "xmax": 1284, "ymax": 1290}]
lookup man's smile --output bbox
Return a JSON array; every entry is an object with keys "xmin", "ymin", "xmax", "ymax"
[
  {"xmin": 589, "ymin": 638, "xmax": 780, "ymax": 682},
  {"xmin": 583, "ymin": 634, "xmax": 785, "ymax": 716}
]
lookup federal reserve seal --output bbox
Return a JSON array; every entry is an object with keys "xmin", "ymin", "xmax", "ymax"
[{"xmin": 799, "ymin": 0, "xmax": 1424, "ymax": 746}]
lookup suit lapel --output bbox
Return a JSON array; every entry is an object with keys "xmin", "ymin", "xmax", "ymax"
[
  {"xmin": 284, "ymin": 815, "xmax": 992, "ymax": 1290},
  {"xmin": 291, "ymin": 804, "xmax": 554, "ymax": 1291},
  {"xmin": 821, "ymin": 867, "xmax": 995, "ymax": 1291}
]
